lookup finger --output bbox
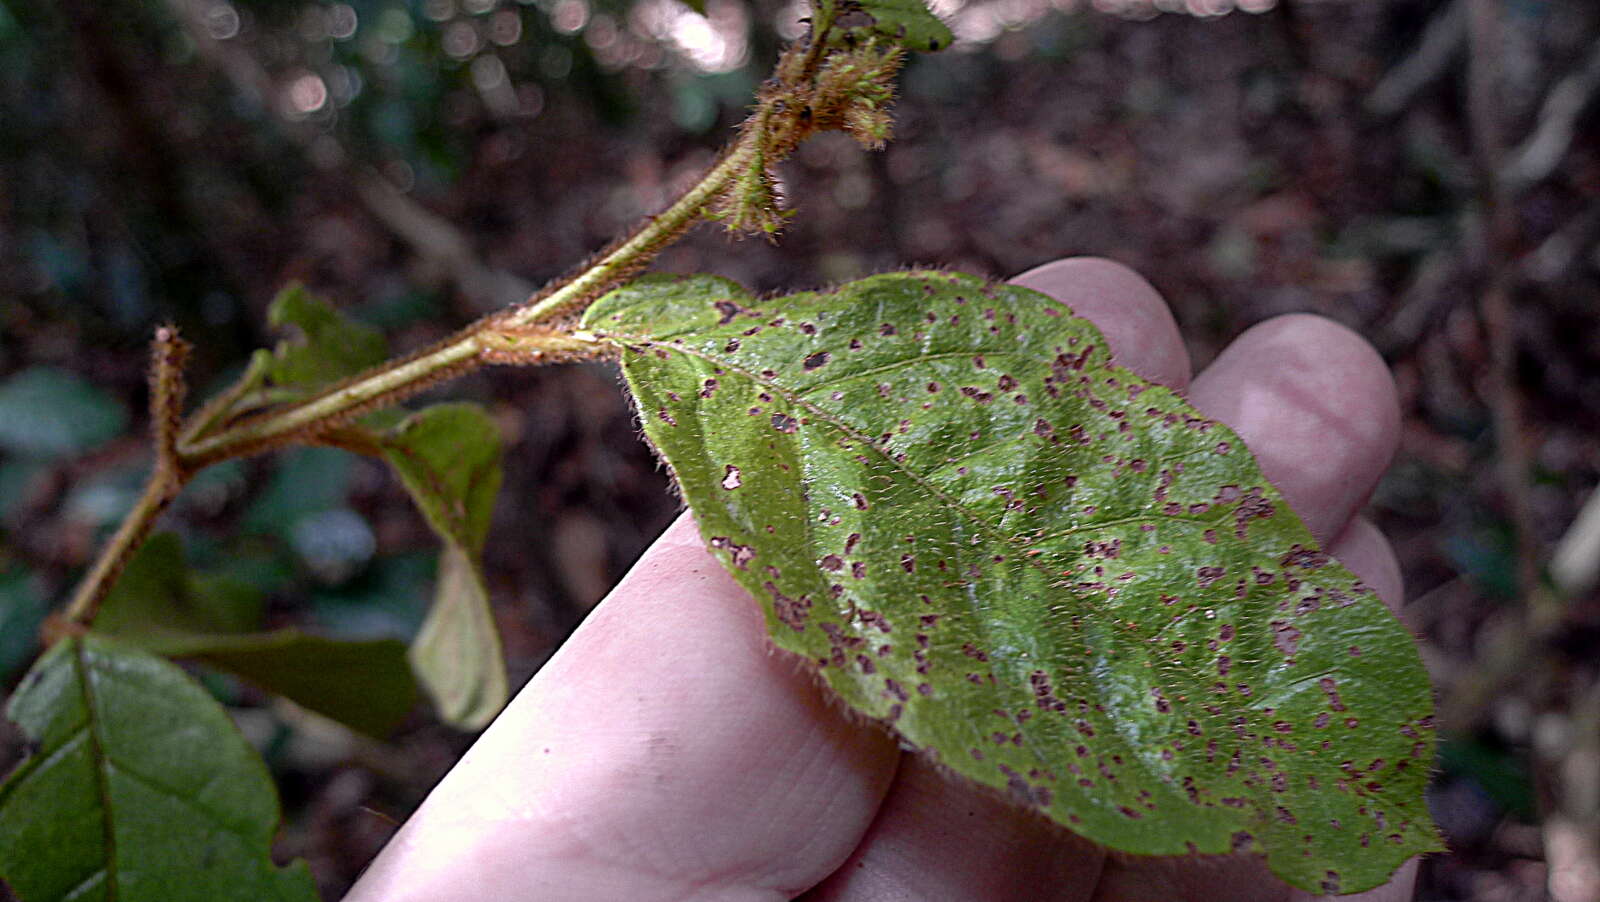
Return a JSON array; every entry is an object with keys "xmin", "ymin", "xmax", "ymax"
[
  {"xmin": 801, "ymin": 756, "xmax": 1105, "ymax": 902},
  {"xmin": 346, "ymin": 515, "xmax": 899, "ymax": 902},
  {"xmin": 1325, "ymin": 516, "xmax": 1405, "ymax": 615},
  {"xmin": 1010, "ymin": 257, "xmax": 1194, "ymax": 390},
  {"xmin": 801, "ymin": 258, "xmax": 1191, "ymax": 900},
  {"xmin": 1184, "ymin": 313, "xmax": 1400, "ymax": 543}
]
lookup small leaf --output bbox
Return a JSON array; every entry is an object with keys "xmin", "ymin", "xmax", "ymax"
[
  {"xmin": 95, "ymin": 532, "xmax": 417, "ymax": 738},
  {"xmin": 0, "ymin": 636, "xmax": 320, "ymax": 902},
  {"xmin": 818, "ymin": 0, "xmax": 952, "ymax": 52},
  {"xmin": 374, "ymin": 403, "xmax": 507, "ymax": 730},
  {"xmin": 176, "ymin": 633, "xmax": 416, "ymax": 740},
  {"xmin": 265, "ymin": 283, "xmax": 387, "ymax": 396},
  {"xmin": 96, "ymin": 533, "xmax": 266, "ymax": 640},
  {"xmin": 378, "ymin": 404, "xmax": 502, "ymax": 554},
  {"xmin": 583, "ymin": 271, "xmax": 1441, "ymax": 894},
  {"xmin": 0, "ymin": 367, "xmax": 128, "ymax": 459}
]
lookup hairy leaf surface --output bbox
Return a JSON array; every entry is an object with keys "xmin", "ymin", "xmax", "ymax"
[
  {"xmin": 583, "ymin": 271, "xmax": 1441, "ymax": 894},
  {"xmin": 0, "ymin": 636, "xmax": 319, "ymax": 902}
]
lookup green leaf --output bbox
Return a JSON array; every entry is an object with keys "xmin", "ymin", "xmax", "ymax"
[
  {"xmin": 265, "ymin": 283, "xmax": 387, "ymax": 396},
  {"xmin": 96, "ymin": 533, "xmax": 266, "ymax": 640},
  {"xmin": 0, "ymin": 636, "xmax": 320, "ymax": 902},
  {"xmin": 375, "ymin": 403, "xmax": 507, "ymax": 730},
  {"xmin": 0, "ymin": 367, "xmax": 128, "ymax": 459},
  {"xmin": 818, "ymin": 0, "xmax": 952, "ymax": 52},
  {"xmin": 583, "ymin": 271, "xmax": 1441, "ymax": 894},
  {"xmin": 95, "ymin": 532, "xmax": 417, "ymax": 738}
]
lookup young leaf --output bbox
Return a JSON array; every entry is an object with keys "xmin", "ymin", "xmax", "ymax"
[
  {"xmin": 818, "ymin": 0, "xmax": 952, "ymax": 53},
  {"xmin": 93, "ymin": 532, "xmax": 418, "ymax": 738},
  {"xmin": 265, "ymin": 283, "xmax": 388, "ymax": 396},
  {"xmin": 582, "ymin": 271, "xmax": 1442, "ymax": 895},
  {"xmin": 374, "ymin": 403, "xmax": 507, "ymax": 730},
  {"xmin": 0, "ymin": 636, "xmax": 320, "ymax": 902}
]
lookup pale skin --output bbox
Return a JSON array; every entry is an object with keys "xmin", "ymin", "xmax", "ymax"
[{"xmin": 345, "ymin": 257, "xmax": 1420, "ymax": 902}]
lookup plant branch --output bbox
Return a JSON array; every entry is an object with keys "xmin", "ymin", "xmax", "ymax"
[
  {"xmin": 62, "ymin": 328, "xmax": 194, "ymax": 625},
  {"xmin": 59, "ymin": 18, "xmax": 908, "ymax": 630},
  {"xmin": 499, "ymin": 137, "xmax": 761, "ymax": 328}
]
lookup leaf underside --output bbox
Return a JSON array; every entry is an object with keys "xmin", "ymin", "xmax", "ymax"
[
  {"xmin": 583, "ymin": 271, "xmax": 1441, "ymax": 895},
  {"xmin": 373, "ymin": 403, "xmax": 508, "ymax": 730},
  {"xmin": 0, "ymin": 636, "xmax": 318, "ymax": 902}
]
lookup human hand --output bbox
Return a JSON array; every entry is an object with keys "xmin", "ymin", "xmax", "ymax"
[{"xmin": 344, "ymin": 258, "xmax": 1418, "ymax": 902}]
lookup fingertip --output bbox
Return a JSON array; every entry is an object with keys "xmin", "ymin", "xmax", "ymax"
[
  {"xmin": 1189, "ymin": 313, "xmax": 1399, "ymax": 542},
  {"xmin": 1326, "ymin": 517, "xmax": 1405, "ymax": 614},
  {"xmin": 1010, "ymin": 257, "xmax": 1193, "ymax": 389}
]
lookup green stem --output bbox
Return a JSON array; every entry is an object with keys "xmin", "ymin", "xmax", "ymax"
[{"xmin": 179, "ymin": 334, "xmax": 485, "ymax": 465}]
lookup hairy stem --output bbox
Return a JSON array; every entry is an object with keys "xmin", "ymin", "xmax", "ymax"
[
  {"xmin": 500, "ymin": 138, "xmax": 758, "ymax": 327},
  {"xmin": 61, "ymin": 131, "xmax": 761, "ymax": 627},
  {"xmin": 178, "ymin": 137, "xmax": 760, "ymax": 467},
  {"xmin": 59, "ymin": 12, "xmax": 896, "ymax": 629},
  {"xmin": 64, "ymin": 328, "xmax": 193, "ymax": 624},
  {"xmin": 62, "ymin": 466, "xmax": 183, "ymax": 625}
]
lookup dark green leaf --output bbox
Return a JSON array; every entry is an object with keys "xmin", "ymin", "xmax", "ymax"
[
  {"xmin": 0, "ymin": 367, "xmax": 128, "ymax": 459},
  {"xmin": 0, "ymin": 636, "xmax": 320, "ymax": 902},
  {"xmin": 0, "ymin": 567, "xmax": 48, "ymax": 683},
  {"xmin": 187, "ymin": 633, "xmax": 416, "ymax": 740},
  {"xmin": 95, "ymin": 533, "xmax": 416, "ymax": 738},
  {"xmin": 375, "ymin": 403, "xmax": 507, "ymax": 730},
  {"xmin": 95, "ymin": 532, "xmax": 265, "ymax": 640},
  {"xmin": 582, "ymin": 271, "xmax": 1441, "ymax": 894},
  {"xmin": 265, "ymin": 283, "xmax": 387, "ymax": 396}
]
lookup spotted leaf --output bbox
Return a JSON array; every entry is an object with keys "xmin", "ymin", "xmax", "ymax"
[
  {"xmin": 818, "ymin": 0, "xmax": 952, "ymax": 52},
  {"xmin": 582, "ymin": 271, "xmax": 1441, "ymax": 895}
]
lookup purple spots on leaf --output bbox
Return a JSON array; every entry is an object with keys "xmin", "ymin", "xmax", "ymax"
[
  {"xmin": 763, "ymin": 580, "xmax": 810, "ymax": 630},
  {"xmin": 709, "ymin": 535, "xmax": 754, "ymax": 568}
]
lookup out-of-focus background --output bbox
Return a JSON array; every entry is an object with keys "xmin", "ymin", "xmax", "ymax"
[{"xmin": 0, "ymin": 0, "xmax": 1596, "ymax": 898}]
